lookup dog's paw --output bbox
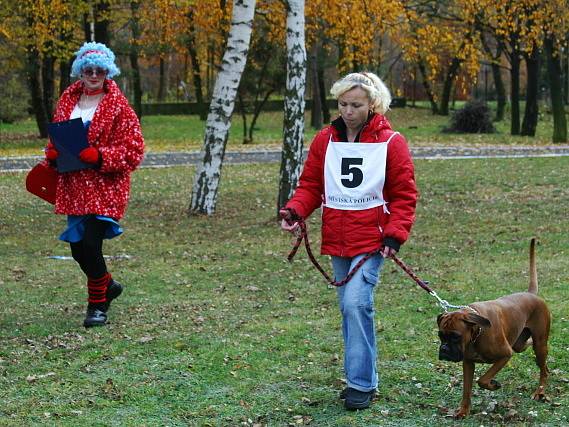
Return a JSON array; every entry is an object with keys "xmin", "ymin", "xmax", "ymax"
[
  {"xmin": 477, "ymin": 379, "xmax": 501, "ymax": 391},
  {"xmin": 454, "ymin": 408, "xmax": 469, "ymax": 419},
  {"xmin": 531, "ymin": 386, "xmax": 546, "ymax": 401}
]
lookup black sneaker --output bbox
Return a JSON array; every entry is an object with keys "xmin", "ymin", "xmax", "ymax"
[
  {"xmin": 343, "ymin": 387, "xmax": 375, "ymax": 410},
  {"xmin": 83, "ymin": 280, "xmax": 123, "ymax": 328},
  {"xmin": 339, "ymin": 386, "xmax": 376, "ymax": 400}
]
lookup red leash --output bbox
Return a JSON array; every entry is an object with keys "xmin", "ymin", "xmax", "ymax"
[
  {"xmin": 286, "ymin": 220, "xmax": 465, "ymax": 311},
  {"xmin": 287, "ymin": 219, "xmax": 435, "ymax": 295},
  {"xmin": 390, "ymin": 254, "xmax": 435, "ymax": 294},
  {"xmin": 287, "ymin": 220, "xmax": 379, "ymax": 287}
]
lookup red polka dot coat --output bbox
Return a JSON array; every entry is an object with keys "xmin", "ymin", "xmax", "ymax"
[{"xmin": 50, "ymin": 79, "xmax": 144, "ymax": 220}]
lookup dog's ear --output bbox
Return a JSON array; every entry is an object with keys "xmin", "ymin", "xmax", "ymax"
[
  {"xmin": 437, "ymin": 313, "xmax": 445, "ymax": 326},
  {"xmin": 463, "ymin": 312, "xmax": 491, "ymax": 328}
]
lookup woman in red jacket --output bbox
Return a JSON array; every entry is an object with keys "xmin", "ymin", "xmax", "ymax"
[
  {"xmin": 44, "ymin": 42, "xmax": 144, "ymax": 328},
  {"xmin": 280, "ymin": 72, "xmax": 417, "ymax": 410}
]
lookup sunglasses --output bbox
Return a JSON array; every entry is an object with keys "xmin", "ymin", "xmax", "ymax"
[{"xmin": 82, "ymin": 67, "xmax": 107, "ymax": 77}]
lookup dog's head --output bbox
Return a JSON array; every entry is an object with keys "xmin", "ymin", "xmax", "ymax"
[{"xmin": 437, "ymin": 311, "xmax": 491, "ymax": 362}]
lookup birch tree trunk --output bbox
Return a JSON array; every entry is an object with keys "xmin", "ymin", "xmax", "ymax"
[
  {"xmin": 277, "ymin": 0, "xmax": 306, "ymax": 213},
  {"xmin": 189, "ymin": 0, "xmax": 257, "ymax": 215}
]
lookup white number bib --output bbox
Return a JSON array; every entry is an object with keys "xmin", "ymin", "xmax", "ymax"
[{"xmin": 323, "ymin": 133, "xmax": 397, "ymax": 211}]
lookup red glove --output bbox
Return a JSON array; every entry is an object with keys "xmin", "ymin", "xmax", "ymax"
[
  {"xmin": 79, "ymin": 147, "xmax": 101, "ymax": 164},
  {"xmin": 45, "ymin": 142, "xmax": 59, "ymax": 161}
]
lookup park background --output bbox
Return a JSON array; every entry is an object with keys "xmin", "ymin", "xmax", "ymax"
[{"xmin": 1, "ymin": 1, "xmax": 568, "ymax": 426}]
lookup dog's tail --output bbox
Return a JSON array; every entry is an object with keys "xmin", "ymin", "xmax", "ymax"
[{"xmin": 528, "ymin": 237, "xmax": 538, "ymax": 294}]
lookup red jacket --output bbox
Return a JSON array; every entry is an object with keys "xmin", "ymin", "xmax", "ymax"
[
  {"xmin": 285, "ymin": 114, "xmax": 417, "ymax": 257},
  {"xmin": 51, "ymin": 79, "xmax": 144, "ymax": 220}
]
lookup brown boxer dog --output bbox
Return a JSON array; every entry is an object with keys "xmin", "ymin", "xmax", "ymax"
[{"xmin": 437, "ymin": 238, "xmax": 551, "ymax": 418}]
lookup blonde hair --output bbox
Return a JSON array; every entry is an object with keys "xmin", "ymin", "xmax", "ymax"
[{"xmin": 330, "ymin": 72, "xmax": 392, "ymax": 114}]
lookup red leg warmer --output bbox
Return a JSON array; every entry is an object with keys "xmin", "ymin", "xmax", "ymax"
[{"xmin": 87, "ymin": 273, "xmax": 112, "ymax": 304}]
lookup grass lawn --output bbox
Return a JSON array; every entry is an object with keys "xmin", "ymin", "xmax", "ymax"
[
  {"xmin": 0, "ymin": 103, "xmax": 565, "ymax": 157},
  {"xmin": 1, "ymin": 156, "xmax": 568, "ymax": 426}
]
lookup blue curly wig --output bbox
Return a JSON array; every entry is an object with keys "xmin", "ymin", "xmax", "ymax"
[{"xmin": 70, "ymin": 42, "xmax": 120, "ymax": 79}]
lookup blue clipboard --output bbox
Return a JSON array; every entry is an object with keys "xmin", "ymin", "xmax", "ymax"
[{"xmin": 48, "ymin": 118, "xmax": 96, "ymax": 173}]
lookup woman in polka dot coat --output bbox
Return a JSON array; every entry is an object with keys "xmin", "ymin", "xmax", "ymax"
[{"xmin": 44, "ymin": 42, "xmax": 144, "ymax": 328}]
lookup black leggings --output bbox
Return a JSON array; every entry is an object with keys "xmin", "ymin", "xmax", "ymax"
[{"xmin": 69, "ymin": 217, "xmax": 108, "ymax": 278}]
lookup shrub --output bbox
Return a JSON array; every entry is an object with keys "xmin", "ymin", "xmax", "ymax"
[{"xmin": 446, "ymin": 100, "xmax": 496, "ymax": 133}]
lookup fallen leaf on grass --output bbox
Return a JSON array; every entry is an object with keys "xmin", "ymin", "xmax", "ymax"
[
  {"xmin": 292, "ymin": 415, "xmax": 313, "ymax": 425},
  {"xmin": 26, "ymin": 372, "xmax": 56, "ymax": 383},
  {"xmin": 504, "ymin": 409, "xmax": 518, "ymax": 420}
]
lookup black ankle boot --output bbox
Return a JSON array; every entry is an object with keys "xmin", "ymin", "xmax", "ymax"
[
  {"xmin": 105, "ymin": 280, "xmax": 123, "ymax": 309},
  {"xmin": 83, "ymin": 280, "xmax": 123, "ymax": 328},
  {"xmin": 83, "ymin": 304, "xmax": 108, "ymax": 327}
]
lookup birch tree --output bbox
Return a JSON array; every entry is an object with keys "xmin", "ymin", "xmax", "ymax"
[
  {"xmin": 277, "ymin": 0, "xmax": 306, "ymax": 212},
  {"xmin": 189, "ymin": 0, "xmax": 257, "ymax": 215}
]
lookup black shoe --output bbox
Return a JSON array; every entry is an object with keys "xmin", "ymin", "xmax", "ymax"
[
  {"xmin": 343, "ymin": 387, "xmax": 375, "ymax": 410},
  {"xmin": 83, "ymin": 280, "xmax": 123, "ymax": 328},
  {"xmin": 104, "ymin": 280, "xmax": 123, "ymax": 310},
  {"xmin": 83, "ymin": 305, "xmax": 108, "ymax": 328},
  {"xmin": 339, "ymin": 386, "xmax": 376, "ymax": 400}
]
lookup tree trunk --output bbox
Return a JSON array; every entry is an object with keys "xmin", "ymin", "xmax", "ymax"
[
  {"xmin": 491, "ymin": 61, "xmax": 506, "ymax": 121},
  {"xmin": 41, "ymin": 54, "xmax": 55, "ymax": 121},
  {"xmin": 189, "ymin": 0, "xmax": 256, "ymax": 215},
  {"xmin": 129, "ymin": 1, "xmax": 143, "ymax": 118},
  {"xmin": 418, "ymin": 59, "xmax": 439, "ymax": 114},
  {"xmin": 59, "ymin": 59, "xmax": 72, "ymax": 95},
  {"xmin": 94, "ymin": 1, "xmax": 110, "ymax": 45},
  {"xmin": 158, "ymin": 57, "xmax": 166, "ymax": 101},
  {"xmin": 248, "ymin": 89, "xmax": 274, "ymax": 143},
  {"xmin": 237, "ymin": 91, "xmax": 249, "ymax": 143},
  {"xmin": 83, "ymin": 12, "xmax": 93, "ymax": 41},
  {"xmin": 317, "ymin": 61, "xmax": 330, "ymax": 123},
  {"xmin": 309, "ymin": 43, "xmax": 322, "ymax": 129},
  {"xmin": 510, "ymin": 51, "xmax": 521, "ymax": 135},
  {"xmin": 545, "ymin": 36, "xmax": 567, "ymax": 143},
  {"xmin": 26, "ymin": 49, "xmax": 49, "ymax": 138},
  {"xmin": 187, "ymin": 9, "xmax": 207, "ymax": 120},
  {"xmin": 58, "ymin": 7, "xmax": 73, "ymax": 94},
  {"xmin": 521, "ymin": 46, "xmax": 540, "ymax": 136},
  {"xmin": 439, "ymin": 56, "xmax": 461, "ymax": 116},
  {"xmin": 277, "ymin": 0, "xmax": 307, "ymax": 213},
  {"xmin": 563, "ymin": 52, "xmax": 569, "ymax": 105},
  {"xmin": 478, "ymin": 25, "xmax": 506, "ymax": 121}
]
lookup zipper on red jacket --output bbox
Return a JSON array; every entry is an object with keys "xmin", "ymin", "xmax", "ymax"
[{"xmin": 340, "ymin": 209, "xmax": 345, "ymax": 257}]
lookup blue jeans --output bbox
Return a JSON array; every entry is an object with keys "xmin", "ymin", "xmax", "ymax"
[{"xmin": 332, "ymin": 253, "xmax": 384, "ymax": 392}]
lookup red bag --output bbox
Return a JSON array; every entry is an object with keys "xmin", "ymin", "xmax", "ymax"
[{"xmin": 26, "ymin": 162, "xmax": 58, "ymax": 204}]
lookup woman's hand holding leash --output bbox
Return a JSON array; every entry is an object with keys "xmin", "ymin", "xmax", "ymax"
[
  {"xmin": 279, "ymin": 208, "xmax": 301, "ymax": 233},
  {"xmin": 380, "ymin": 245, "xmax": 397, "ymax": 258}
]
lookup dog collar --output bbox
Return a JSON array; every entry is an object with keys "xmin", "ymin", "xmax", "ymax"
[
  {"xmin": 465, "ymin": 306, "xmax": 483, "ymax": 343},
  {"xmin": 471, "ymin": 326, "xmax": 483, "ymax": 343}
]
